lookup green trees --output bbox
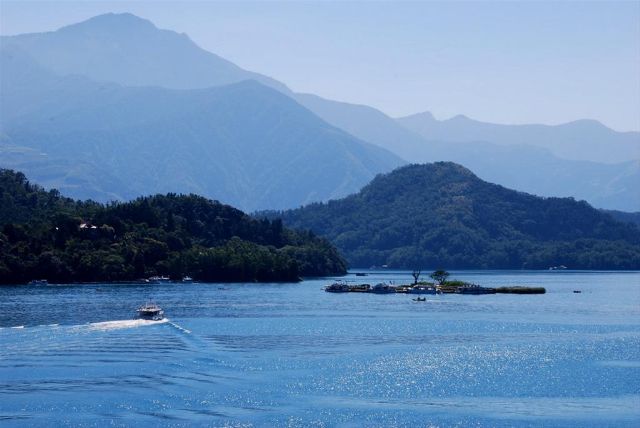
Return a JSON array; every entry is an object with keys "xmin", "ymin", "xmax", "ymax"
[
  {"xmin": 429, "ymin": 270, "xmax": 450, "ymax": 285},
  {"xmin": 275, "ymin": 162, "xmax": 640, "ymax": 269},
  {"xmin": 0, "ymin": 169, "xmax": 347, "ymax": 284}
]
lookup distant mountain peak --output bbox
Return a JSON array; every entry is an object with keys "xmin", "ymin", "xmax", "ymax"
[
  {"xmin": 561, "ymin": 118, "xmax": 610, "ymax": 130},
  {"xmin": 1, "ymin": 12, "xmax": 291, "ymax": 93},
  {"xmin": 396, "ymin": 111, "xmax": 438, "ymax": 122},
  {"xmin": 412, "ymin": 161, "xmax": 474, "ymax": 176},
  {"xmin": 59, "ymin": 12, "xmax": 157, "ymax": 33},
  {"xmin": 447, "ymin": 114, "xmax": 473, "ymax": 122},
  {"xmin": 406, "ymin": 111, "xmax": 436, "ymax": 122},
  {"xmin": 369, "ymin": 161, "xmax": 477, "ymax": 188}
]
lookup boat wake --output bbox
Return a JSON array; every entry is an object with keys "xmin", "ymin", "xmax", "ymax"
[
  {"xmin": 167, "ymin": 320, "xmax": 191, "ymax": 334},
  {"xmin": 2, "ymin": 319, "xmax": 188, "ymax": 333},
  {"xmin": 86, "ymin": 318, "xmax": 168, "ymax": 331}
]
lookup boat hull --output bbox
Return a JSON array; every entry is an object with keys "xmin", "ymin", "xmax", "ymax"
[
  {"xmin": 138, "ymin": 310, "xmax": 164, "ymax": 320},
  {"xmin": 408, "ymin": 287, "xmax": 437, "ymax": 295}
]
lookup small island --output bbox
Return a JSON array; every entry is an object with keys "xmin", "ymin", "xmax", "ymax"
[{"xmin": 325, "ymin": 270, "xmax": 546, "ymax": 295}]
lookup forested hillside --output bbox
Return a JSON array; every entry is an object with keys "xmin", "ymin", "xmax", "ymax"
[
  {"xmin": 0, "ymin": 170, "xmax": 346, "ymax": 284},
  {"xmin": 602, "ymin": 210, "xmax": 640, "ymax": 229},
  {"xmin": 273, "ymin": 163, "xmax": 640, "ymax": 269}
]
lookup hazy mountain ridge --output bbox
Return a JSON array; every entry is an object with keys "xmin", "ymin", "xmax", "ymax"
[
  {"xmin": 293, "ymin": 93, "xmax": 640, "ymax": 211},
  {"xmin": 1, "ymin": 12, "xmax": 638, "ymax": 211},
  {"xmin": 0, "ymin": 41, "xmax": 403, "ymax": 211},
  {"xmin": 1, "ymin": 13, "xmax": 289, "ymax": 93},
  {"xmin": 293, "ymin": 92, "xmax": 431, "ymax": 162},
  {"xmin": 272, "ymin": 162, "xmax": 640, "ymax": 269},
  {"xmin": 0, "ymin": 142, "xmax": 136, "ymax": 202},
  {"xmin": 397, "ymin": 112, "xmax": 640, "ymax": 164}
]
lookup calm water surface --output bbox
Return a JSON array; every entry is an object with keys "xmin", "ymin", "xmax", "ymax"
[{"xmin": 1, "ymin": 270, "xmax": 639, "ymax": 427}]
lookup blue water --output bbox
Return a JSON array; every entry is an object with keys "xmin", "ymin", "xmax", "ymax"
[{"xmin": 1, "ymin": 271, "xmax": 639, "ymax": 427}]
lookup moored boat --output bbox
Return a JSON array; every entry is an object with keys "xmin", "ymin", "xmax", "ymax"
[
  {"xmin": 495, "ymin": 286, "xmax": 546, "ymax": 294},
  {"xmin": 436, "ymin": 284, "xmax": 459, "ymax": 294},
  {"xmin": 324, "ymin": 282, "xmax": 350, "ymax": 292},
  {"xmin": 28, "ymin": 279, "xmax": 48, "ymax": 285},
  {"xmin": 369, "ymin": 283, "xmax": 396, "ymax": 294},
  {"xmin": 348, "ymin": 283, "xmax": 371, "ymax": 292},
  {"xmin": 408, "ymin": 285, "xmax": 437, "ymax": 295},
  {"xmin": 148, "ymin": 275, "xmax": 171, "ymax": 284}
]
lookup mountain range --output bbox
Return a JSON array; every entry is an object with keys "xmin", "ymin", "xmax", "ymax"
[
  {"xmin": 0, "ymin": 27, "xmax": 401, "ymax": 211},
  {"xmin": 1, "ymin": 13, "xmax": 638, "ymax": 211},
  {"xmin": 295, "ymin": 94, "xmax": 640, "ymax": 211},
  {"xmin": 398, "ymin": 112, "xmax": 639, "ymax": 164},
  {"xmin": 271, "ymin": 162, "xmax": 640, "ymax": 270}
]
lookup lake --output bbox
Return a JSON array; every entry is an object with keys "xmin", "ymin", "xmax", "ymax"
[{"xmin": 1, "ymin": 270, "xmax": 639, "ymax": 427}]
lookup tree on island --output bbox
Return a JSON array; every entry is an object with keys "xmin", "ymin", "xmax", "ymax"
[
  {"xmin": 430, "ymin": 270, "xmax": 449, "ymax": 285},
  {"xmin": 411, "ymin": 268, "xmax": 421, "ymax": 285}
]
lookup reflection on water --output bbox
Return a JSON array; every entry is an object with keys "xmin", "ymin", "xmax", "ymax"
[{"xmin": 0, "ymin": 270, "xmax": 639, "ymax": 426}]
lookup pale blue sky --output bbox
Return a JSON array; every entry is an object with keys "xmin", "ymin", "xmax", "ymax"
[{"xmin": 1, "ymin": 1, "xmax": 639, "ymax": 131}]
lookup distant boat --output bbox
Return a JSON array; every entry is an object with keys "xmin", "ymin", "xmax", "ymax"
[
  {"xmin": 28, "ymin": 279, "xmax": 48, "ymax": 286},
  {"xmin": 324, "ymin": 282, "xmax": 350, "ymax": 292},
  {"xmin": 355, "ymin": 272, "xmax": 368, "ymax": 277},
  {"xmin": 148, "ymin": 276, "xmax": 171, "ymax": 284},
  {"xmin": 137, "ymin": 302, "xmax": 165, "ymax": 320},
  {"xmin": 549, "ymin": 265, "xmax": 568, "ymax": 270},
  {"xmin": 182, "ymin": 276, "xmax": 194, "ymax": 283}
]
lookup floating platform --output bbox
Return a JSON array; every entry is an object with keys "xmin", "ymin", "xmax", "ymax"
[
  {"xmin": 495, "ymin": 286, "xmax": 546, "ymax": 294},
  {"xmin": 325, "ymin": 283, "xmax": 546, "ymax": 295}
]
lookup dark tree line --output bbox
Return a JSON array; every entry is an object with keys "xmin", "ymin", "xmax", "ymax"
[{"xmin": 0, "ymin": 169, "xmax": 347, "ymax": 284}]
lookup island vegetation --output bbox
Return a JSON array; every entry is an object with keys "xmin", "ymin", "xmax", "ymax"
[
  {"xmin": 270, "ymin": 162, "xmax": 640, "ymax": 270},
  {"xmin": 0, "ymin": 170, "xmax": 347, "ymax": 284},
  {"xmin": 326, "ymin": 270, "xmax": 546, "ymax": 294}
]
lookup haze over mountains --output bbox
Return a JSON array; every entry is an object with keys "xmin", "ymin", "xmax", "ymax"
[
  {"xmin": 1, "ymin": 13, "xmax": 288, "ymax": 93},
  {"xmin": 1, "ymin": 13, "xmax": 638, "ymax": 211},
  {"xmin": 294, "ymin": 95, "xmax": 639, "ymax": 211},
  {"xmin": 0, "ymin": 15, "xmax": 402, "ymax": 210},
  {"xmin": 1, "ymin": 52, "xmax": 400, "ymax": 210},
  {"xmin": 398, "ymin": 112, "xmax": 639, "ymax": 164}
]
